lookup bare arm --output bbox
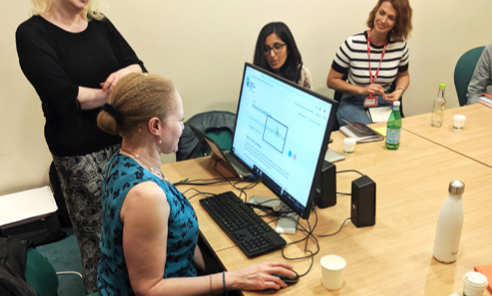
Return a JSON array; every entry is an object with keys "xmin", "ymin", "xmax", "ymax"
[
  {"xmin": 193, "ymin": 245, "xmax": 206, "ymax": 272},
  {"xmin": 327, "ymin": 68, "xmax": 385, "ymax": 96},
  {"xmin": 384, "ymin": 70, "xmax": 410, "ymax": 102},
  {"xmin": 122, "ymin": 182, "xmax": 295, "ymax": 296}
]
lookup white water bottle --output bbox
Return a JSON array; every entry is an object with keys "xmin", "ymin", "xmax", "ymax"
[{"xmin": 433, "ymin": 180, "xmax": 465, "ymax": 263}]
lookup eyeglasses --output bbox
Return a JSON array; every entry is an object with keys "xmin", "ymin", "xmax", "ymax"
[{"xmin": 264, "ymin": 43, "xmax": 286, "ymax": 54}]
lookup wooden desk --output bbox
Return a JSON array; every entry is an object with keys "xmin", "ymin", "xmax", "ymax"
[
  {"xmin": 219, "ymin": 131, "xmax": 492, "ymax": 295},
  {"xmin": 402, "ymin": 104, "xmax": 492, "ymax": 168},
  {"xmin": 163, "ymin": 129, "xmax": 492, "ymax": 296}
]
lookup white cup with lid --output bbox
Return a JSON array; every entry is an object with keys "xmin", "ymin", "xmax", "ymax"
[
  {"xmin": 463, "ymin": 271, "xmax": 488, "ymax": 296},
  {"xmin": 343, "ymin": 138, "xmax": 356, "ymax": 154},
  {"xmin": 453, "ymin": 115, "xmax": 466, "ymax": 131},
  {"xmin": 320, "ymin": 254, "xmax": 346, "ymax": 290}
]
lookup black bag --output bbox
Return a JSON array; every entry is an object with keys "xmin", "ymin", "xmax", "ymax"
[
  {"xmin": 0, "ymin": 237, "xmax": 38, "ymax": 296},
  {"xmin": 49, "ymin": 162, "xmax": 72, "ymax": 227},
  {"xmin": 0, "ymin": 214, "xmax": 66, "ymax": 247}
]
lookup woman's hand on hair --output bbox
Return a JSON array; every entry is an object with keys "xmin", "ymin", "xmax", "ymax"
[
  {"xmin": 227, "ymin": 261, "xmax": 295, "ymax": 291},
  {"xmin": 100, "ymin": 64, "xmax": 143, "ymax": 93},
  {"xmin": 360, "ymin": 83, "xmax": 385, "ymax": 96}
]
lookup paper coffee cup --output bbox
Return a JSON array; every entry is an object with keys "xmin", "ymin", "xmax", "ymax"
[
  {"xmin": 343, "ymin": 138, "xmax": 356, "ymax": 154},
  {"xmin": 453, "ymin": 115, "xmax": 466, "ymax": 131},
  {"xmin": 463, "ymin": 271, "xmax": 488, "ymax": 296},
  {"xmin": 321, "ymin": 254, "xmax": 346, "ymax": 290}
]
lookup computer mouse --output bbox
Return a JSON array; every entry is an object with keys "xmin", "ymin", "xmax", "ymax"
[{"xmin": 272, "ymin": 269, "xmax": 299, "ymax": 285}]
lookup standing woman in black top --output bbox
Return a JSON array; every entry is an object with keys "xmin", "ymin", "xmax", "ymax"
[{"xmin": 15, "ymin": 0, "xmax": 145, "ymax": 293}]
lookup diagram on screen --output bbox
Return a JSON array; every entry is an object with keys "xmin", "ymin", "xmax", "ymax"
[{"xmin": 262, "ymin": 116, "xmax": 288, "ymax": 153}]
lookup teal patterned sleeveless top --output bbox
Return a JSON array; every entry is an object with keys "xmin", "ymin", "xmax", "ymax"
[{"xmin": 98, "ymin": 152, "xmax": 199, "ymax": 295}]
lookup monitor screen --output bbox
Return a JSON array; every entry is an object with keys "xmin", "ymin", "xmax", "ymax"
[{"xmin": 231, "ymin": 63, "xmax": 338, "ymax": 219}]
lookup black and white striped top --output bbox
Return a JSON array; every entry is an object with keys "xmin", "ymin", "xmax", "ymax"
[{"xmin": 332, "ymin": 31, "xmax": 409, "ymax": 92}]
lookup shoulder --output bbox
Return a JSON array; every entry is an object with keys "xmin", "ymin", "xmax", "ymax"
[
  {"xmin": 16, "ymin": 16, "xmax": 47, "ymax": 39},
  {"xmin": 484, "ymin": 42, "xmax": 492, "ymax": 54},
  {"xmin": 340, "ymin": 32, "xmax": 366, "ymax": 51},
  {"xmin": 301, "ymin": 65, "xmax": 312, "ymax": 76},
  {"xmin": 345, "ymin": 32, "xmax": 366, "ymax": 44},
  {"xmin": 89, "ymin": 15, "xmax": 117, "ymax": 31},
  {"xmin": 121, "ymin": 181, "xmax": 169, "ymax": 221},
  {"xmin": 388, "ymin": 39, "xmax": 408, "ymax": 50}
]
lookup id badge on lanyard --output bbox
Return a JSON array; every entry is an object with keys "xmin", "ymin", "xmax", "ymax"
[{"xmin": 364, "ymin": 30, "xmax": 387, "ymax": 108}]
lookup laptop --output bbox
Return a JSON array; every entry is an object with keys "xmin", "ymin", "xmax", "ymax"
[{"xmin": 188, "ymin": 124, "xmax": 253, "ymax": 179}]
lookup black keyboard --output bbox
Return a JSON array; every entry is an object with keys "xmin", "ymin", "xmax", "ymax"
[{"xmin": 199, "ymin": 191, "xmax": 286, "ymax": 258}]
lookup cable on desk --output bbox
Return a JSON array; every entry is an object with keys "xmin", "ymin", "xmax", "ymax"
[
  {"xmin": 337, "ymin": 192, "xmax": 351, "ymax": 196},
  {"xmin": 337, "ymin": 169, "xmax": 364, "ymax": 176},
  {"xmin": 335, "ymin": 169, "xmax": 365, "ymax": 196},
  {"xmin": 180, "ymin": 187, "xmax": 216, "ymax": 201},
  {"xmin": 247, "ymin": 199, "xmax": 294, "ymax": 218},
  {"xmin": 173, "ymin": 176, "xmax": 243, "ymax": 187},
  {"xmin": 314, "ymin": 217, "xmax": 352, "ymax": 237},
  {"xmin": 211, "ymin": 160, "xmax": 259, "ymax": 202},
  {"xmin": 278, "ymin": 208, "xmax": 321, "ymax": 277}
]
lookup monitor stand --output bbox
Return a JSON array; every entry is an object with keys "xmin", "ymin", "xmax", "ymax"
[{"xmin": 246, "ymin": 195, "xmax": 299, "ymax": 235}]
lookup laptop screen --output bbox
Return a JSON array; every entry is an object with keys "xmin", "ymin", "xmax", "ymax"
[{"xmin": 231, "ymin": 63, "xmax": 337, "ymax": 219}]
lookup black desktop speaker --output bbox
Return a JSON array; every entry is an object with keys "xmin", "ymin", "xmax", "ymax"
[
  {"xmin": 314, "ymin": 161, "xmax": 336, "ymax": 208},
  {"xmin": 351, "ymin": 175, "xmax": 376, "ymax": 227}
]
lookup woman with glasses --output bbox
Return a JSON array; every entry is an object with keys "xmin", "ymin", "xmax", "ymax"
[
  {"xmin": 253, "ymin": 22, "xmax": 312, "ymax": 90},
  {"xmin": 327, "ymin": 0, "xmax": 412, "ymax": 126}
]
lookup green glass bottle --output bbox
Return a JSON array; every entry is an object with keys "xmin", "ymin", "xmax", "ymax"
[{"xmin": 385, "ymin": 101, "xmax": 401, "ymax": 150}]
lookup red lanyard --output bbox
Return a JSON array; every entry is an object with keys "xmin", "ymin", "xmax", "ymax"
[{"xmin": 367, "ymin": 30, "xmax": 387, "ymax": 97}]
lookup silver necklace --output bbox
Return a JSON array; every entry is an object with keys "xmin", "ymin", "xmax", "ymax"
[{"xmin": 121, "ymin": 149, "xmax": 167, "ymax": 181}]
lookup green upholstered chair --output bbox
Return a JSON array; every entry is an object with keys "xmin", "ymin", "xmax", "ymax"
[
  {"xmin": 25, "ymin": 248, "xmax": 98, "ymax": 296},
  {"xmin": 176, "ymin": 111, "xmax": 236, "ymax": 161},
  {"xmin": 454, "ymin": 46, "xmax": 485, "ymax": 106}
]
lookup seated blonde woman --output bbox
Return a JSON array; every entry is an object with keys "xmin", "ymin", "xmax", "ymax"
[{"xmin": 96, "ymin": 73, "xmax": 295, "ymax": 295}]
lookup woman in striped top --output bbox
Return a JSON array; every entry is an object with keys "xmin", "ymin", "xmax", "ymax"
[{"xmin": 327, "ymin": 0, "xmax": 413, "ymax": 125}]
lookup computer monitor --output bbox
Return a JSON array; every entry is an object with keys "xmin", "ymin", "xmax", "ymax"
[{"xmin": 230, "ymin": 63, "xmax": 338, "ymax": 219}]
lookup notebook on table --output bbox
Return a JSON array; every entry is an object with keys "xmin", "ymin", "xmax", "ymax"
[
  {"xmin": 340, "ymin": 119, "xmax": 384, "ymax": 143},
  {"xmin": 367, "ymin": 106, "xmax": 392, "ymax": 123}
]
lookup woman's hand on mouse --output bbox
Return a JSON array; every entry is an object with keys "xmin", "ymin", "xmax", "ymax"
[{"xmin": 227, "ymin": 261, "xmax": 296, "ymax": 290}]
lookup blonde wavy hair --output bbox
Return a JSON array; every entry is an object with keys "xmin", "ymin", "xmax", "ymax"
[
  {"xmin": 97, "ymin": 73, "xmax": 177, "ymax": 138},
  {"xmin": 30, "ymin": 0, "xmax": 106, "ymax": 21}
]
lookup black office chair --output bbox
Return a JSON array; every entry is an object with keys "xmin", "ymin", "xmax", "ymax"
[{"xmin": 176, "ymin": 110, "xmax": 236, "ymax": 161}]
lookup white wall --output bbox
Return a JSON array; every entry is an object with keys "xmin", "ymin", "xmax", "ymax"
[{"xmin": 1, "ymin": 0, "xmax": 490, "ymax": 196}]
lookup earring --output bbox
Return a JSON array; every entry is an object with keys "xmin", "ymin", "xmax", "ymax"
[{"xmin": 158, "ymin": 139, "xmax": 162, "ymax": 144}]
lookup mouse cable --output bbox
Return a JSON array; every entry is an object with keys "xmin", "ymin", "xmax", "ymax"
[
  {"xmin": 314, "ymin": 217, "xmax": 352, "ymax": 237},
  {"xmin": 336, "ymin": 169, "xmax": 364, "ymax": 176},
  {"xmin": 278, "ymin": 210, "xmax": 321, "ymax": 277}
]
